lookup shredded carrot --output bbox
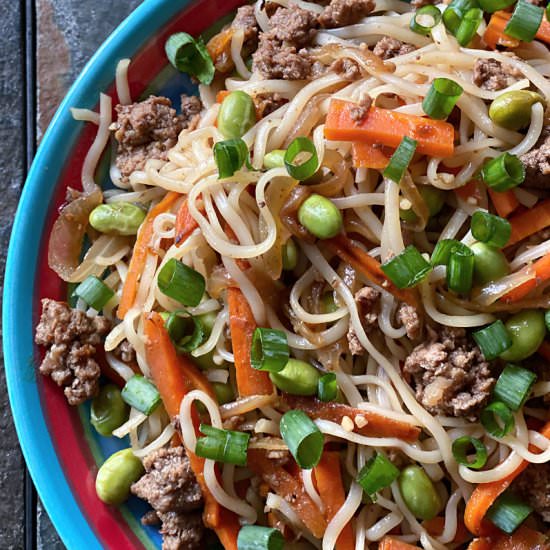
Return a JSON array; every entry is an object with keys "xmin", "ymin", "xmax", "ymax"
[
  {"xmin": 468, "ymin": 526, "xmax": 549, "ymax": 550},
  {"xmin": 502, "ymin": 253, "xmax": 550, "ymax": 303},
  {"xmin": 483, "ymin": 12, "xmax": 520, "ymax": 49},
  {"xmin": 537, "ymin": 341, "xmax": 550, "ymax": 362},
  {"xmin": 455, "ymin": 180, "xmax": 483, "ymax": 207},
  {"xmin": 216, "ymin": 90, "xmax": 231, "ymax": 104},
  {"xmin": 536, "ymin": 15, "xmax": 550, "ymax": 45},
  {"xmin": 506, "ymin": 198, "xmax": 550, "ymax": 247},
  {"xmin": 207, "ymin": 28, "xmax": 235, "ymax": 73},
  {"xmin": 283, "ymin": 396, "xmax": 421, "ymax": 442},
  {"xmin": 467, "ymin": 539, "xmax": 493, "ymax": 550},
  {"xmin": 118, "ymin": 192, "xmax": 180, "ymax": 319},
  {"xmin": 314, "ymin": 452, "xmax": 354, "ymax": 550},
  {"xmin": 325, "ymin": 99, "xmax": 455, "ymax": 158},
  {"xmin": 248, "ymin": 448, "xmax": 327, "ymax": 538},
  {"xmin": 227, "ymin": 287, "xmax": 273, "ymax": 397},
  {"xmin": 488, "ymin": 189, "xmax": 519, "ymax": 219},
  {"xmin": 174, "ymin": 199, "xmax": 199, "ymax": 245},
  {"xmin": 379, "ymin": 536, "xmax": 420, "ymax": 550},
  {"xmin": 423, "ymin": 516, "xmax": 470, "ymax": 545},
  {"xmin": 351, "ymin": 142, "xmax": 392, "ymax": 169}
]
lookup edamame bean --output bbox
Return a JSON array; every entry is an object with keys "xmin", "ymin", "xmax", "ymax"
[
  {"xmin": 500, "ymin": 309, "xmax": 546, "ymax": 362},
  {"xmin": 194, "ymin": 350, "xmax": 221, "ymax": 370},
  {"xmin": 400, "ymin": 187, "xmax": 446, "ymax": 223},
  {"xmin": 489, "ymin": 91, "xmax": 544, "ymax": 131},
  {"xmin": 95, "ymin": 449, "xmax": 144, "ymax": 505},
  {"xmin": 89, "ymin": 203, "xmax": 146, "ymax": 236},
  {"xmin": 91, "ymin": 384, "xmax": 130, "ymax": 437},
  {"xmin": 282, "ymin": 239, "xmax": 298, "ymax": 271},
  {"xmin": 264, "ymin": 149, "xmax": 286, "ymax": 169},
  {"xmin": 298, "ymin": 194, "xmax": 343, "ymax": 240},
  {"xmin": 398, "ymin": 465, "xmax": 442, "ymax": 520},
  {"xmin": 471, "ymin": 242, "xmax": 510, "ymax": 286},
  {"xmin": 269, "ymin": 358, "xmax": 320, "ymax": 396},
  {"xmin": 217, "ymin": 91, "xmax": 256, "ymax": 139},
  {"xmin": 213, "ymin": 382, "xmax": 235, "ymax": 405}
]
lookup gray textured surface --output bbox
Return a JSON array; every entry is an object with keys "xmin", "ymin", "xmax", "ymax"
[{"xmin": 1, "ymin": 1, "xmax": 141, "ymax": 548}]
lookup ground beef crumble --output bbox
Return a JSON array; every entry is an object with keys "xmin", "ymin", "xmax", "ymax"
[
  {"xmin": 396, "ymin": 303, "xmax": 422, "ymax": 340},
  {"xmin": 231, "ymin": 4, "xmax": 260, "ymax": 52},
  {"xmin": 520, "ymin": 127, "xmax": 550, "ymax": 190},
  {"xmin": 113, "ymin": 339, "xmax": 136, "ymax": 363},
  {"xmin": 330, "ymin": 57, "xmax": 363, "ymax": 80},
  {"xmin": 254, "ymin": 92, "xmax": 288, "ymax": 118},
  {"xmin": 34, "ymin": 299, "xmax": 111, "ymax": 405},
  {"xmin": 319, "ymin": 0, "xmax": 375, "ymax": 29},
  {"xmin": 131, "ymin": 446, "xmax": 204, "ymax": 550},
  {"xmin": 350, "ymin": 96, "xmax": 373, "ymax": 123},
  {"xmin": 347, "ymin": 286, "xmax": 380, "ymax": 355},
  {"xmin": 373, "ymin": 36, "xmax": 416, "ymax": 60},
  {"xmin": 403, "ymin": 326, "xmax": 494, "ymax": 419},
  {"xmin": 514, "ymin": 463, "xmax": 550, "ymax": 522},
  {"xmin": 472, "ymin": 58, "xmax": 522, "ymax": 91}
]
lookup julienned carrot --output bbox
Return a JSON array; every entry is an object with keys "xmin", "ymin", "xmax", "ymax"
[
  {"xmin": 314, "ymin": 452, "xmax": 354, "ymax": 550},
  {"xmin": 325, "ymin": 234, "xmax": 420, "ymax": 309},
  {"xmin": 488, "ymin": 189, "xmax": 519, "ymax": 219},
  {"xmin": 118, "ymin": 192, "xmax": 180, "ymax": 319},
  {"xmin": 325, "ymin": 99, "xmax": 455, "ymax": 158},
  {"xmin": 143, "ymin": 312, "xmax": 240, "ymax": 550},
  {"xmin": 247, "ymin": 448, "xmax": 327, "ymax": 538},
  {"xmin": 464, "ymin": 420, "xmax": 550, "ymax": 536},
  {"xmin": 423, "ymin": 516, "xmax": 470, "ymax": 544},
  {"xmin": 216, "ymin": 90, "xmax": 231, "ymax": 104},
  {"xmin": 379, "ymin": 536, "xmax": 420, "ymax": 550},
  {"xmin": 455, "ymin": 180, "xmax": 483, "ymax": 206},
  {"xmin": 502, "ymin": 253, "xmax": 550, "ymax": 303},
  {"xmin": 536, "ymin": 16, "xmax": 550, "ymax": 45},
  {"xmin": 468, "ymin": 526, "xmax": 549, "ymax": 550},
  {"xmin": 483, "ymin": 12, "xmax": 519, "ymax": 50},
  {"xmin": 227, "ymin": 287, "xmax": 274, "ymax": 397},
  {"xmin": 351, "ymin": 142, "xmax": 391, "ymax": 169},
  {"xmin": 506, "ymin": 198, "xmax": 550, "ymax": 247},
  {"xmin": 283, "ymin": 396, "xmax": 421, "ymax": 443},
  {"xmin": 174, "ymin": 199, "xmax": 199, "ymax": 245}
]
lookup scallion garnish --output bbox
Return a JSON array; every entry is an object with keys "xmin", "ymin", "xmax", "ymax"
[
  {"xmin": 422, "ymin": 78, "xmax": 463, "ymax": 120},
  {"xmin": 473, "ymin": 320, "xmax": 512, "ymax": 360},
  {"xmin": 447, "ymin": 245, "xmax": 474, "ymax": 294},
  {"xmin": 383, "ymin": 136, "xmax": 418, "ymax": 183},
  {"xmin": 195, "ymin": 424, "xmax": 250, "ymax": 466},
  {"xmin": 504, "ymin": 0, "xmax": 544, "ymax": 43},
  {"xmin": 165, "ymin": 310, "xmax": 205, "ymax": 353},
  {"xmin": 157, "ymin": 258, "xmax": 205, "ymax": 307},
  {"xmin": 237, "ymin": 525, "xmax": 284, "ymax": 550},
  {"xmin": 481, "ymin": 401, "xmax": 515, "ymax": 438},
  {"xmin": 452, "ymin": 436, "xmax": 488, "ymax": 469},
  {"xmin": 318, "ymin": 372, "xmax": 338, "ymax": 402},
  {"xmin": 545, "ymin": 310, "xmax": 550, "ymax": 332},
  {"xmin": 471, "ymin": 211, "xmax": 511, "ymax": 248},
  {"xmin": 250, "ymin": 328, "xmax": 289, "ymax": 372},
  {"xmin": 357, "ymin": 453, "xmax": 400, "ymax": 501},
  {"xmin": 478, "ymin": 0, "xmax": 515, "ymax": 12},
  {"xmin": 121, "ymin": 375, "xmax": 161, "ymax": 415},
  {"xmin": 431, "ymin": 239, "xmax": 463, "ymax": 266},
  {"xmin": 494, "ymin": 364, "xmax": 537, "ymax": 411},
  {"xmin": 481, "ymin": 153, "xmax": 525, "ymax": 192},
  {"xmin": 73, "ymin": 276, "xmax": 114, "ymax": 311},
  {"xmin": 165, "ymin": 32, "xmax": 215, "ymax": 85},
  {"xmin": 284, "ymin": 137, "xmax": 319, "ymax": 181},
  {"xmin": 381, "ymin": 246, "xmax": 432, "ymax": 289},
  {"xmin": 443, "ymin": 0, "xmax": 479, "ymax": 34},
  {"xmin": 279, "ymin": 410, "xmax": 323, "ymax": 469},
  {"xmin": 214, "ymin": 138, "xmax": 249, "ymax": 179},
  {"xmin": 455, "ymin": 8, "xmax": 484, "ymax": 46},
  {"xmin": 486, "ymin": 490, "xmax": 533, "ymax": 534},
  {"xmin": 410, "ymin": 5, "xmax": 442, "ymax": 36}
]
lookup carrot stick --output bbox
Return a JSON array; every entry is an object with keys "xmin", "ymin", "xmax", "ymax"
[
  {"xmin": 379, "ymin": 536, "xmax": 420, "ymax": 550},
  {"xmin": 247, "ymin": 448, "xmax": 327, "ymax": 538},
  {"xmin": 488, "ymin": 189, "xmax": 519, "ymax": 218},
  {"xmin": 216, "ymin": 90, "xmax": 231, "ymax": 104},
  {"xmin": 468, "ymin": 526, "xmax": 549, "ymax": 550},
  {"xmin": 118, "ymin": 192, "xmax": 180, "ymax": 319},
  {"xmin": 506, "ymin": 198, "xmax": 550, "ymax": 247},
  {"xmin": 314, "ymin": 452, "xmax": 355, "ymax": 550},
  {"xmin": 535, "ymin": 15, "xmax": 550, "ymax": 45},
  {"xmin": 455, "ymin": 180, "xmax": 483, "ymax": 206},
  {"xmin": 174, "ymin": 199, "xmax": 199, "ymax": 245},
  {"xmin": 227, "ymin": 287, "xmax": 273, "ymax": 397},
  {"xmin": 423, "ymin": 516, "xmax": 470, "ymax": 544},
  {"xmin": 502, "ymin": 253, "xmax": 550, "ymax": 303},
  {"xmin": 351, "ymin": 142, "xmax": 391, "ymax": 169},
  {"xmin": 467, "ymin": 539, "xmax": 493, "ymax": 550},
  {"xmin": 483, "ymin": 12, "xmax": 520, "ymax": 49},
  {"xmin": 283, "ymin": 395, "xmax": 421, "ymax": 442},
  {"xmin": 324, "ymin": 99, "xmax": 455, "ymax": 158}
]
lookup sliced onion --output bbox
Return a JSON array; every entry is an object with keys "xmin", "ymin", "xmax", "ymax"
[{"xmin": 473, "ymin": 265, "xmax": 536, "ymax": 307}]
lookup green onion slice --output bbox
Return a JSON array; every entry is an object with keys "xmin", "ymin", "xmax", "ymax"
[
  {"xmin": 214, "ymin": 138, "xmax": 249, "ymax": 179},
  {"xmin": 237, "ymin": 525, "xmax": 284, "ymax": 550},
  {"xmin": 422, "ymin": 78, "xmax": 463, "ymax": 120},
  {"xmin": 381, "ymin": 245, "xmax": 432, "ymax": 289},
  {"xmin": 481, "ymin": 153, "xmax": 525, "ymax": 192},
  {"xmin": 431, "ymin": 239, "xmax": 465, "ymax": 266},
  {"xmin": 121, "ymin": 375, "xmax": 161, "ymax": 415},
  {"xmin": 452, "ymin": 436, "xmax": 488, "ymax": 469},
  {"xmin": 471, "ymin": 211, "xmax": 512, "ymax": 248},
  {"xmin": 473, "ymin": 320, "xmax": 512, "ymax": 360},
  {"xmin": 73, "ymin": 276, "xmax": 114, "ymax": 311},
  {"xmin": 545, "ymin": 310, "xmax": 550, "ymax": 332},
  {"xmin": 284, "ymin": 137, "xmax": 319, "ymax": 181},
  {"xmin": 318, "ymin": 372, "xmax": 338, "ymax": 402},
  {"xmin": 195, "ymin": 424, "xmax": 250, "ymax": 466},
  {"xmin": 443, "ymin": 0, "xmax": 479, "ymax": 34},
  {"xmin": 481, "ymin": 401, "xmax": 515, "ymax": 438},
  {"xmin": 494, "ymin": 364, "xmax": 537, "ymax": 412},
  {"xmin": 504, "ymin": 0, "xmax": 544, "ymax": 43},
  {"xmin": 478, "ymin": 0, "xmax": 515, "ymax": 12},
  {"xmin": 357, "ymin": 453, "xmax": 400, "ymax": 501},
  {"xmin": 486, "ymin": 490, "xmax": 533, "ymax": 534},
  {"xmin": 280, "ymin": 410, "xmax": 323, "ymax": 469},
  {"xmin": 165, "ymin": 32, "xmax": 215, "ymax": 85},
  {"xmin": 157, "ymin": 258, "xmax": 206, "ymax": 307},
  {"xmin": 455, "ymin": 7, "xmax": 484, "ymax": 46},
  {"xmin": 447, "ymin": 245, "xmax": 474, "ymax": 294},
  {"xmin": 250, "ymin": 328, "xmax": 289, "ymax": 372},
  {"xmin": 165, "ymin": 310, "xmax": 205, "ymax": 353},
  {"xmin": 410, "ymin": 5, "xmax": 442, "ymax": 36},
  {"xmin": 383, "ymin": 136, "xmax": 418, "ymax": 183}
]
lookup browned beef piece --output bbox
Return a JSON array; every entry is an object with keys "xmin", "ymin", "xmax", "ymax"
[
  {"xmin": 373, "ymin": 36, "xmax": 416, "ymax": 60},
  {"xmin": 113, "ymin": 339, "xmax": 136, "ymax": 363},
  {"xmin": 349, "ymin": 96, "xmax": 373, "ymax": 122},
  {"xmin": 132, "ymin": 446, "xmax": 204, "ymax": 550},
  {"xmin": 231, "ymin": 4, "xmax": 259, "ymax": 51},
  {"xmin": 319, "ymin": 0, "xmax": 375, "ymax": 28},
  {"xmin": 330, "ymin": 57, "xmax": 362, "ymax": 80},
  {"xmin": 520, "ymin": 127, "xmax": 550, "ymax": 190},
  {"xmin": 255, "ymin": 92, "xmax": 288, "ymax": 118},
  {"xmin": 180, "ymin": 95, "xmax": 202, "ymax": 122},
  {"xmin": 347, "ymin": 286, "xmax": 380, "ymax": 355},
  {"xmin": 514, "ymin": 463, "xmax": 550, "ymax": 522},
  {"xmin": 396, "ymin": 303, "xmax": 421, "ymax": 340},
  {"xmin": 411, "ymin": 0, "xmax": 436, "ymax": 8},
  {"xmin": 472, "ymin": 58, "xmax": 522, "ymax": 91},
  {"xmin": 403, "ymin": 326, "xmax": 494, "ymax": 419},
  {"xmin": 35, "ymin": 299, "xmax": 111, "ymax": 405}
]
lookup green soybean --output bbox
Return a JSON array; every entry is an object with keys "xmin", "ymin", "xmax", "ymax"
[
  {"xmin": 91, "ymin": 385, "xmax": 130, "ymax": 437},
  {"xmin": 400, "ymin": 187, "xmax": 446, "ymax": 223},
  {"xmin": 269, "ymin": 358, "xmax": 320, "ymax": 396},
  {"xmin": 471, "ymin": 242, "xmax": 510, "ymax": 286},
  {"xmin": 89, "ymin": 203, "xmax": 146, "ymax": 236},
  {"xmin": 298, "ymin": 194, "xmax": 343, "ymax": 240},
  {"xmin": 264, "ymin": 149, "xmax": 286, "ymax": 169},
  {"xmin": 398, "ymin": 465, "xmax": 442, "ymax": 520},
  {"xmin": 217, "ymin": 91, "xmax": 256, "ymax": 139},
  {"xmin": 489, "ymin": 91, "xmax": 544, "ymax": 131},
  {"xmin": 193, "ymin": 349, "xmax": 221, "ymax": 370},
  {"xmin": 95, "ymin": 449, "xmax": 144, "ymax": 505},
  {"xmin": 213, "ymin": 382, "xmax": 235, "ymax": 405},
  {"xmin": 500, "ymin": 309, "xmax": 546, "ymax": 362},
  {"xmin": 282, "ymin": 239, "xmax": 298, "ymax": 271}
]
